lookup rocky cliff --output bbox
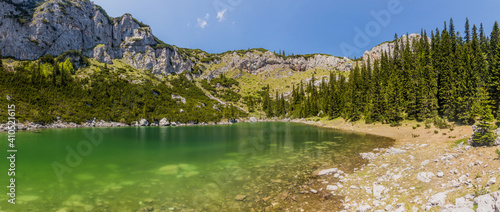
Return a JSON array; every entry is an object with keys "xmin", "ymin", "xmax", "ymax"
[
  {"xmin": 2, "ymin": 0, "xmax": 428, "ymax": 78},
  {"xmin": 362, "ymin": 33, "xmax": 428, "ymax": 63},
  {"xmin": 0, "ymin": 0, "xmax": 359, "ymax": 77},
  {"xmin": 0, "ymin": 0, "xmax": 192, "ymax": 74}
]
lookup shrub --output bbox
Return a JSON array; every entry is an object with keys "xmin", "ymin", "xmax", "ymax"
[
  {"xmin": 434, "ymin": 130, "xmax": 439, "ymax": 134},
  {"xmin": 434, "ymin": 117, "xmax": 451, "ymax": 129}
]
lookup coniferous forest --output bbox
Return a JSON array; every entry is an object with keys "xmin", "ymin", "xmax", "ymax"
[{"xmin": 264, "ymin": 19, "xmax": 500, "ymax": 146}]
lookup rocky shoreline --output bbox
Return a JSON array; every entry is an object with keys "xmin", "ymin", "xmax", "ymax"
[
  {"xmin": 286, "ymin": 118, "xmax": 500, "ymax": 212},
  {"xmin": 0, "ymin": 116, "xmax": 272, "ymax": 132},
  {"xmin": 4, "ymin": 116, "xmax": 500, "ymax": 211}
]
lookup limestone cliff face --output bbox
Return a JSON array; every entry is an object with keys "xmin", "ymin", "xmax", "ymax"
[
  {"xmin": 0, "ymin": 0, "xmax": 192, "ymax": 74},
  {"xmin": 202, "ymin": 51, "xmax": 355, "ymax": 79},
  {"xmin": 0, "ymin": 0, "xmax": 355, "ymax": 77},
  {"xmin": 5, "ymin": 0, "xmax": 422, "ymax": 78},
  {"xmin": 362, "ymin": 33, "xmax": 428, "ymax": 63}
]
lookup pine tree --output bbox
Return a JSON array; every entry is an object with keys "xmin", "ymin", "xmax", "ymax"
[
  {"xmin": 471, "ymin": 87, "xmax": 496, "ymax": 146},
  {"xmin": 489, "ymin": 21, "xmax": 500, "ymax": 117},
  {"xmin": 464, "ymin": 18, "xmax": 471, "ymax": 44}
]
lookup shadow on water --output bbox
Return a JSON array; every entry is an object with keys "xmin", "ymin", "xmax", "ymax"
[{"xmin": 0, "ymin": 122, "xmax": 393, "ymax": 211}]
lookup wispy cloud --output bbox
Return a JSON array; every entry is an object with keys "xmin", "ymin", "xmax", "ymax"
[
  {"xmin": 216, "ymin": 9, "xmax": 227, "ymax": 22},
  {"xmin": 197, "ymin": 13, "xmax": 210, "ymax": 29}
]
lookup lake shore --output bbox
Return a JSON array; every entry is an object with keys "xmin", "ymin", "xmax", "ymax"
[
  {"xmin": 284, "ymin": 118, "xmax": 500, "ymax": 212},
  {"xmin": 4, "ymin": 117, "xmax": 500, "ymax": 211}
]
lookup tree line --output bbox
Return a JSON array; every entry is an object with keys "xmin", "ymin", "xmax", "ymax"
[
  {"xmin": 0, "ymin": 54, "xmax": 246, "ymax": 125},
  {"xmin": 263, "ymin": 18, "xmax": 500, "ymax": 146}
]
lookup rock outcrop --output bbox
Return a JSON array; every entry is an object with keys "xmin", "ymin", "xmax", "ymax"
[
  {"xmin": 0, "ymin": 0, "xmax": 192, "ymax": 74},
  {"xmin": 204, "ymin": 51, "xmax": 355, "ymax": 79},
  {"xmin": 362, "ymin": 33, "xmax": 429, "ymax": 63},
  {"xmin": 1, "ymin": 0, "xmax": 428, "ymax": 80}
]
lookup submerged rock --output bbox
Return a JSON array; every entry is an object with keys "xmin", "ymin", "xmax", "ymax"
[
  {"xmin": 158, "ymin": 165, "xmax": 179, "ymax": 175},
  {"xmin": 235, "ymin": 195, "xmax": 247, "ymax": 201}
]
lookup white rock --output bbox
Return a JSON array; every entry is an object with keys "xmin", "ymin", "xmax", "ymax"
[
  {"xmin": 437, "ymin": 171, "xmax": 444, "ymax": 178},
  {"xmin": 373, "ymin": 183, "xmax": 387, "ymax": 200},
  {"xmin": 421, "ymin": 160, "xmax": 430, "ymax": 166},
  {"xmin": 139, "ymin": 118, "xmax": 149, "ymax": 126},
  {"xmin": 385, "ymin": 147, "xmax": 406, "ymax": 155},
  {"xmin": 474, "ymin": 193, "xmax": 496, "ymax": 212},
  {"xmin": 317, "ymin": 168, "xmax": 338, "ymax": 176},
  {"xmin": 249, "ymin": 117, "xmax": 258, "ymax": 122},
  {"xmin": 159, "ymin": 118, "xmax": 170, "ymax": 126},
  {"xmin": 360, "ymin": 152, "xmax": 377, "ymax": 160},
  {"xmin": 356, "ymin": 205, "xmax": 372, "ymax": 212},
  {"xmin": 455, "ymin": 197, "xmax": 474, "ymax": 209},
  {"xmin": 326, "ymin": 185, "xmax": 338, "ymax": 191},
  {"xmin": 417, "ymin": 172, "xmax": 435, "ymax": 183},
  {"xmin": 486, "ymin": 177, "xmax": 496, "ymax": 187},
  {"xmin": 428, "ymin": 191, "xmax": 448, "ymax": 207}
]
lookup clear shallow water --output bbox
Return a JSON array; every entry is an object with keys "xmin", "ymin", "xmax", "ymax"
[{"xmin": 0, "ymin": 122, "xmax": 393, "ymax": 211}]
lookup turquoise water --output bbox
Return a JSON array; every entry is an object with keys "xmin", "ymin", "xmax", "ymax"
[{"xmin": 0, "ymin": 122, "xmax": 393, "ymax": 211}]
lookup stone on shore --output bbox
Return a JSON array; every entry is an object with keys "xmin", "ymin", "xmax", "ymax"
[
  {"xmin": 360, "ymin": 152, "xmax": 377, "ymax": 160},
  {"xmin": 385, "ymin": 147, "xmax": 406, "ymax": 155},
  {"xmin": 159, "ymin": 118, "xmax": 170, "ymax": 126},
  {"xmin": 356, "ymin": 205, "xmax": 372, "ymax": 212},
  {"xmin": 317, "ymin": 168, "xmax": 338, "ymax": 176},
  {"xmin": 417, "ymin": 172, "xmax": 435, "ymax": 183},
  {"xmin": 139, "ymin": 119, "xmax": 149, "ymax": 126}
]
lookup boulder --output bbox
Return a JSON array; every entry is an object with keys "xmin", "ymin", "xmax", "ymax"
[
  {"xmin": 159, "ymin": 118, "xmax": 170, "ymax": 126},
  {"xmin": 356, "ymin": 205, "xmax": 372, "ymax": 212},
  {"xmin": 417, "ymin": 172, "xmax": 435, "ymax": 183},
  {"xmin": 486, "ymin": 177, "xmax": 496, "ymax": 187},
  {"xmin": 385, "ymin": 147, "xmax": 406, "ymax": 155},
  {"xmin": 427, "ymin": 191, "xmax": 448, "ymax": 207},
  {"xmin": 139, "ymin": 119, "xmax": 149, "ymax": 126},
  {"xmin": 317, "ymin": 168, "xmax": 338, "ymax": 176},
  {"xmin": 360, "ymin": 152, "xmax": 377, "ymax": 160},
  {"xmin": 249, "ymin": 117, "xmax": 258, "ymax": 122},
  {"xmin": 474, "ymin": 192, "xmax": 497, "ymax": 212},
  {"xmin": 373, "ymin": 183, "xmax": 388, "ymax": 200}
]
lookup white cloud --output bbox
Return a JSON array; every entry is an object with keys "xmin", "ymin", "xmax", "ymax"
[
  {"xmin": 197, "ymin": 13, "xmax": 210, "ymax": 29},
  {"xmin": 216, "ymin": 9, "xmax": 227, "ymax": 22}
]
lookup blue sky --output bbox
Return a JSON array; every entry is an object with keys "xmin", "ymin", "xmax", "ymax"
[{"xmin": 92, "ymin": 0, "xmax": 500, "ymax": 58}]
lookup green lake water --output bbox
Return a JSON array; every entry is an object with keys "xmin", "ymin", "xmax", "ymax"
[{"xmin": 0, "ymin": 122, "xmax": 393, "ymax": 211}]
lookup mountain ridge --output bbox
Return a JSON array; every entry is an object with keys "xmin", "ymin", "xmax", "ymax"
[{"xmin": 0, "ymin": 0, "xmax": 402, "ymax": 77}]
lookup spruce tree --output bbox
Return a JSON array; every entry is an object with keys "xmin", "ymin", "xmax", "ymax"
[
  {"xmin": 472, "ymin": 87, "xmax": 496, "ymax": 146},
  {"xmin": 465, "ymin": 18, "xmax": 471, "ymax": 44}
]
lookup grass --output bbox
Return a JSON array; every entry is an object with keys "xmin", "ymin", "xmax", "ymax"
[{"xmin": 450, "ymin": 138, "xmax": 468, "ymax": 148}]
